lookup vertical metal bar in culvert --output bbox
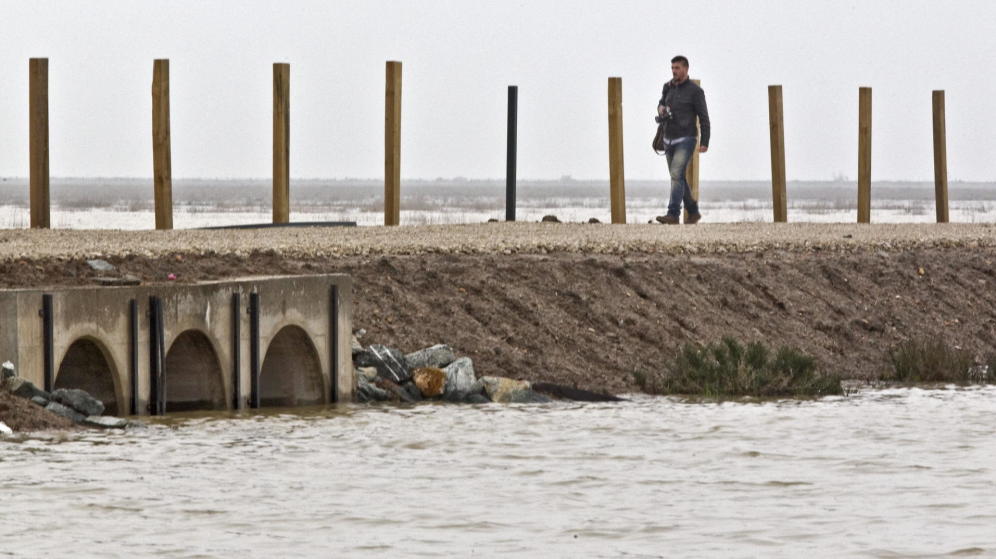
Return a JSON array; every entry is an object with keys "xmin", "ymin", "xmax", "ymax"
[
  {"xmin": 148, "ymin": 296, "xmax": 161, "ymax": 415},
  {"xmin": 273, "ymin": 63, "xmax": 290, "ymax": 224},
  {"xmin": 231, "ymin": 293, "xmax": 242, "ymax": 410},
  {"xmin": 607, "ymin": 77, "xmax": 626, "ymax": 224},
  {"xmin": 249, "ymin": 292, "xmax": 261, "ymax": 408},
  {"xmin": 29, "ymin": 58, "xmax": 50, "ymax": 229},
  {"xmin": 129, "ymin": 299, "xmax": 139, "ymax": 415},
  {"xmin": 41, "ymin": 294, "xmax": 53, "ymax": 392},
  {"xmin": 152, "ymin": 59, "xmax": 173, "ymax": 230},
  {"xmin": 932, "ymin": 90, "xmax": 949, "ymax": 223},
  {"xmin": 768, "ymin": 85, "xmax": 788, "ymax": 223},
  {"xmin": 857, "ymin": 87, "xmax": 873, "ymax": 223},
  {"xmin": 384, "ymin": 61, "xmax": 402, "ymax": 226},
  {"xmin": 155, "ymin": 297, "xmax": 166, "ymax": 415},
  {"xmin": 329, "ymin": 285, "xmax": 340, "ymax": 403},
  {"xmin": 506, "ymin": 85, "xmax": 518, "ymax": 222}
]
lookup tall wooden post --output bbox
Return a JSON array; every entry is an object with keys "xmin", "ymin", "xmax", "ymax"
[
  {"xmin": 768, "ymin": 85, "xmax": 787, "ymax": 222},
  {"xmin": 683, "ymin": 79, "xmax": 701, "ymax": 222},
  {"xmin": 607, "ymin": 77, "xmax": 626, "ymax": 224},
  {"xmin": 152, "ymin": 59, "xmax": 173, "ymax": 230},
  {"xmin": 384, "ymin": 61, "xmax": 402, "ymax": 226},
  {"xmin": 932, "ymin": 90, "xmax": 949, "ymax": 223},
  {"xmin": 857, "ymin": 86, "xmax": 872, "ymax": 223},
  {"xmin": 29, "ymin": 58, "xmax": 50, "ymax": 229},
  {"xmin": 273, "ymin": 63, "xmax": 290, "ymax": 224}
]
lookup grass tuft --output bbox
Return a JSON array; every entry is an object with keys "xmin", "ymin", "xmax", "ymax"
[
  {"xmin": 886, "ymin": 338, "xmax": 990, "ymax": 384},
  {"xmin": 638, "ymin": 337, "xmax": 842, "ymax": 398}
]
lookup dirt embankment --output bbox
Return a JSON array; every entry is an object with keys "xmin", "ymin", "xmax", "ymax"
[
  {"xmin": 0, "ymin": 391, "xmax": 77, "ymax": 431},
  {"xmin": 4, "ymin": 239, "xmax": 995, "ymax": 394}
]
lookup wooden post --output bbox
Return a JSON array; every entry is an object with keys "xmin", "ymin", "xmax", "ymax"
[
  {"xmin": 506, "ymin": 85, "xmax": 518, "ymax": 222},
  {"xmin": 607, "ymin": 77, "xmax": 626, "ymax": 224},
  {"xmin": 152, "ymin": 59, "xmax": 173, "ymax": 230},
  {"xmin": 768, "ymin": 85, "xmax": 787, "ymax": 222},
  {"xmin": 384, "ymin": 61, "xmax": 402, "ymax": 226},
  {"xmin": 273, "ymin": 63, "xmax": 290, "ymax": 224},
  {"xmin": 857, "ymin": 86, "xmax": 872, "ymax": 223},
  {"xmin": 932, "ymin": 90, "xmax": 949, "ymax": 223},
  {"xmin": 683, "ymin": 79, "xmax": 701, "ymax": 222},
  {"xmin": 29, "ymin": 58, "xmax": 50, "ymax": 229}
]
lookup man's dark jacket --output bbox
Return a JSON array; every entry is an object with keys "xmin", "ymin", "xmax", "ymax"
[{"xmin": 658, "ymin": 79, "xmax": 710, "ymax": 148}]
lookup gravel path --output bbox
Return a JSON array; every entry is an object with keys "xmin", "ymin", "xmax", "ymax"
[{"xmin": 1, "ymin": 222, "xmax": 995, "ymax": 261}]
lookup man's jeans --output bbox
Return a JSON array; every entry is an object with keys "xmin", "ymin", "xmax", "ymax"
[{"xmin": 665, "ymin": 140, "xmax": 699, "ymax": 217}]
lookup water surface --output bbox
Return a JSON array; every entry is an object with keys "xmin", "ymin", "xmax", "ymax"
[{"xmin": 2, "ymin": 387, "xmax": 994, "ymax": 557}]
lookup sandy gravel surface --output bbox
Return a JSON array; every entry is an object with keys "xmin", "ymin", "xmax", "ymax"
[{"xmin": 2, "ymin": 223, "xmax": 995, "ymax": 261}]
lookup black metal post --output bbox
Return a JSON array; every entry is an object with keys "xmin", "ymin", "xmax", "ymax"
[
  {"xmin": 249, "ymin": 292, "xmax": 260, "ymax": 409},
  {"xmin": 148, "ymin": 296, "xmax": 160, "ymax": 415},
  {"xmin": 41, "ymin": 294, "xmax": 53, "ymax": 392},
  {"xmin": 129, "ymin": 299, "xmax": 139, "ymax": 415},
  {"xmin": 231, "ymin": 292, "xmax": 241, "ymax": 410},
  {"xmin": 330, "ymin": 285, "xmax": 339, "ymax": 403},
  {"xmin": 506, "ymin": 85, "xmax": 518, "ymax": 222}
]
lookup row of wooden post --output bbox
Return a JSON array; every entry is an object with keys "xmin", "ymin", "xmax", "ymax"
[
  {"xmin": 766, "ymin": 85, "xmax": 950, "ymax": 224},
  {"xmin": 24, "ymin": 57, "xmax": 950, "ymax": 229}
]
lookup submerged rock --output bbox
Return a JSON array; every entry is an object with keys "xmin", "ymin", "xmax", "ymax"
[
  {"xmin": 45, "ymin": 401, "xmax": 86, "ymax": 424},
  {"xmin": 413, "ymin": 367, "xmax": 447, "ymax": 398},
  {"xmin": 406, "ymin": 345, "xmax": 457, "ymax": 370},
  {"xmin": 531, "ymin": 382, "xmax": 624, "ymax": 402},
  {"xmin": 541, "ymin": 215, "xmax": 561, "ymax": 223},
  {"xmin": 356, "ymin": 380, "xmax": 390, "ymax": 403},
  {"xmin": 480, "ymin": 376, "xmax": 550, "ymax": 404},
  {"xmin": 83, "ymin": 416, "xmax": 129, "ymax": 429},
  {"xmin": 51, "ymin": 388, "xmax": 105, "ymax": 417},
  {"xmin": 374, "ymin": 378, "xmax": 417, "ymax": 403},
  {"xmin": 355, "ymin": 345, "xmax": 411, "ymax": 384}
]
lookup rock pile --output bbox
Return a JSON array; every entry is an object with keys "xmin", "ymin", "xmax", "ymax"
[
  {"xmin": 352, "ymin": 337, "xmax": 551, "ymax": 405},
  {"xmin": 0, "ymin": 361, "xmax": 136, "ymax": 432}
]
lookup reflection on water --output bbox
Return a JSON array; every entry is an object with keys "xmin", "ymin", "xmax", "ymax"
[{"xmin": 2, "ymin": 387, "xmax": 995, "ymax": 557}]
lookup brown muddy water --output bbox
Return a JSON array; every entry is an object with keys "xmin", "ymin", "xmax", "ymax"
[{"xmin": 2, "ymin": 387, "xmax": 995, "ymax": 557}]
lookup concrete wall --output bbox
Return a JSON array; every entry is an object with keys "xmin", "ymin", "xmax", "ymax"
[{"xmin": 0, "ymin": 274, "xmax": 353, "ymax": 415}]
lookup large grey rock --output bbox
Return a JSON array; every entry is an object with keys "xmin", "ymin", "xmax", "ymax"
[
  {"xmin": 1, "ymin": 361, "xmax": 15, "ymax": 381},
  {"xmin": 51, "ymin": 388, "xmax": 105, "ymax": 417},
  {"xmin": 464, "ymin": 393, "xmax": 491, "ymax": 404},
  {"xmin": 45, "ymin": 401, "xmax": 85, "ymax": 423},
  {"xmin": 355, "ymin": 345, "xmax": 411, "ymax": 384},
  {"xmin": 83, "ymin": 416, "xmax": 129, "ymax": 429},
  {"xmin": 30, "ymin": 395, "xmax": 49, "ymax": 407},
  {"xmin": 443, "ymin": 357, "xmax": 481, "ymax": 399},
  {"xmin": 7, "ymin": 377, "xmax": 50, "ymax": 401},
  {"xmin": 400, "ymin": 381, "xmax": 423, "ymax": 402},
  {"xmin": 86, "ymin": 259, "xmax": 115, "ymax": 272},
  {"xmin": 405, "ymin": 345, "xmax": 457, "ymax": 370},
  {"xmin": 374, "ymin": 378, "xmax": 417, "ymax": 403}
]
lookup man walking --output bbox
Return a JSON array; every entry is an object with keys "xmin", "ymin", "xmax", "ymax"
[{"xmin": 656, "ymin": 55, "xmax": 710, "ymax": 224}]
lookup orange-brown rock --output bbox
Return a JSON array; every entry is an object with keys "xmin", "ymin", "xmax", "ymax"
[{"xmin": 413, "ymin": 367, "xmax": 446, "ymax": 398}]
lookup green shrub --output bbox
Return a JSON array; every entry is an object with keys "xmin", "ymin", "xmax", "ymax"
[
  {"xmin": 639, "ymin": 337, "xmax": 842, "ymax": 398},
  {"xmin": 887, "ymin": 338, "xmax": 984, "ymax": 384}
]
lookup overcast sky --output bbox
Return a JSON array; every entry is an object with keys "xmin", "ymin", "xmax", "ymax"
[{"xmin": 1, "ymin": 0, "xmax": 994, "ymax": 182}]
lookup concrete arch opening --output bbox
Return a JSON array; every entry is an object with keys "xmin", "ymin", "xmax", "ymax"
[
  {"xmin": 164, "ymin": 330, "xmax": 226, "ymax": 412},
  {"xmin": 55, "ymin": 337, "xmax": 120, "ymax": 416},
  {"xmin": 260, "ymin": 325, "xmax": 324, "ymax": 407}
]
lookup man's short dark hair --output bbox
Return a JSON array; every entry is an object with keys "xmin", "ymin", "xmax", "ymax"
[{"xmin": 671, "ymin": 55, "xmax": 689, "ymax": 67}]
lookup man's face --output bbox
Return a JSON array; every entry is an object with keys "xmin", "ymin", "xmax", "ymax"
[{"xmin": 671, "ymin": 61, "xmax": 688, "ymax": 82}]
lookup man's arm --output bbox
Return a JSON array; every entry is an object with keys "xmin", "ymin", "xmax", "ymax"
[
  {"xmin": 657, "ymin": 83, "xmax": 669, "ymax": 116},
  {"xmin": 695, "ymin": 87, "xmax": 710, "ymax": 150}
]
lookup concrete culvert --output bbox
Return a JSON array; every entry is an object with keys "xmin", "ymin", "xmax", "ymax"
[
  {"xmin": 55, "ymin": 338, "xmax": 120, "ymax": 416},
  {"xmin": 260, "ymin": 325, "xmax": 324, "ymax": 407},
  {"xmin": 163, "ymin": 330, "xmax": 226, "ymax": 412}
]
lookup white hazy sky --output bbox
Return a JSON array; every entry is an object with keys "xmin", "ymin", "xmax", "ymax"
[{"xmin": 1, "ymin": 0, "xmax": 994, "ymax": 181}]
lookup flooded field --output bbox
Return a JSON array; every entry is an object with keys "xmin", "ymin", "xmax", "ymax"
[{"xmin": 2, "ymin": 386, "xmax": 994, "ymax": 557}]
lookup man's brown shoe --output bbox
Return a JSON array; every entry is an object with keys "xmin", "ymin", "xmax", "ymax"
[
  {"xmin": 685, "ymin": 212, "xmax": 702, "ymax": 225},
  {"xmin": 655, "ymin": 215, "xmax": 680, "ymax": 225}
]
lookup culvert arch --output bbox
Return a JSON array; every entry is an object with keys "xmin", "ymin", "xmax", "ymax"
[
  {"xmin": 259, "ymin": 325, "xmax": 325, "ymax": 407},
  {"xmin": 163, "ymin": 329, "xmax": 226, "ymax": 412},
  {"xmin": 55, "ymin": 337, "xmax": 121, "ymax": 416}
]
